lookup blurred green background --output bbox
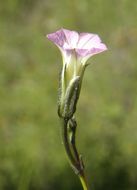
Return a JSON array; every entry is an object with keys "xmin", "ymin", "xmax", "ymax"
[{"xmin": 0, "ymin": 0, "xmax": 137, "ymax": 189}]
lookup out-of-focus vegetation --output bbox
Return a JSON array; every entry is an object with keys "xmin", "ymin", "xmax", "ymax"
[{"xmin": 0, "ymin": 0, "xmax": 137, "ymax": 189}]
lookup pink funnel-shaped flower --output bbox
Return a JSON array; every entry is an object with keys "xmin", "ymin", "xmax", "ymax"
[
  {"xmin": 47, "ymin": 28, "xmax": 107, "ymax": 65},
  {"xmin": 47, "ymin": 29, "xmax": 107, "ymax": 117}
]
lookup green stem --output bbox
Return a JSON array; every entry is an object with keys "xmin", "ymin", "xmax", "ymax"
[
  {"xmin": 68, "ymin": 118, "xmax": 80, "ymax": 162},
  {"xmin": 61, "ymin": 117, "xmax": 90, "ymax": 190},
  {"xmin": 61, "ymin": 118, "xmax": 79, "ymax": 174},
  {"xmin": 79, "ymin": 173, "xmax": 89, "ymax": 190}
]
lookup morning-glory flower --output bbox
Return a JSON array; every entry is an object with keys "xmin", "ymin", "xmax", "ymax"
[
  {"xmin": 47, "ymin": 28, "xmax": 107, "ymax": 118},
  {"xmin": 47, "ymin": 28, "xmax": 108, "ymax": 190},
  {"xmin": 47, "ymin": 28, "xmax": 107, "ymax": 64}
]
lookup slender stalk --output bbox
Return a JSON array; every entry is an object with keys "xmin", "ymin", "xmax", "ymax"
[
  {"xmin": 61, "ymin": 118, "xmax": 79, "ymax": 174},
  {"xmin": 68, "ymin": 118, "xmax": 80, "ymax": 162},
  {"xmin": 79, "ymin": 173, "xmax": 89, "ymax": 190},
  {"xmin": 68, "ymin": 118, "xmax": 90, "ymax": 190},
  {"xmin": 60, "ymin": 117, "xmax": 90, "ymax": 190}
]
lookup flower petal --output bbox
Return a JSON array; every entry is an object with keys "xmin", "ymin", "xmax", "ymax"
[
  {"xmin": 47, "ymin": 28, "xmax": 108, "ymax": 65},
  {"xmin": 77, "ymin": 33, "xmax": 103, "ymax": 49},
  {"xmin": 76, "ymin": 43, "xmax": 107, "ymax": 64},
  {"xmin": 47, "ymin": 28, "xmax": 79, "ymax": 50},
  {"xmin": 47, "ymin": 29, "xmax": 65, "ymax": 48},
  {"xmin": 77, "ymin": 33, "xmax": 95, "ymax": 48},
  {"xmin": 76, "ymin": 43, "xmax": 107, "ymax": 56},
  {"xmin": 47, "ymin": 29, "xmax": 72, "ymax": 64},
  {"xmin": 62, "ymin": 29, "xmax": 79, "ymax": 49}
]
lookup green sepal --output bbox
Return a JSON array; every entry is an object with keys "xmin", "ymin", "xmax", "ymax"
[{"xmin": 63, "ymin": 76, "xmax": 81, "ymax": 119}]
